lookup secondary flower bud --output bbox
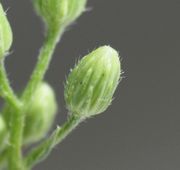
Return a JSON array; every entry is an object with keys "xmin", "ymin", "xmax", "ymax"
[
  {"xmin": 64, "ymin": 46, "xmax": 121, "ymax": 119},
  {"xmin": 33, "ymin": 0, "xmax": 87, "ymax": 29},
  {"xmin": 23, "ymin": 82, "xmax": 57, "ymax": 145},
  {"xmin": 0, "ymin": 3, "xmax": 13, "ymax": 58}
]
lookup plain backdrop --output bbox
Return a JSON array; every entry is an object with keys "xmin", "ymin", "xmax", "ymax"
[{"xmin": 1, "ymin": 0, "xmax": 180, "ymax": 170}]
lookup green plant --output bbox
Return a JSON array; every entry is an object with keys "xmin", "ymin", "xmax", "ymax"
[{"xmin": 0, "ymin": 0, "xmax": 122, "ymax": 170}]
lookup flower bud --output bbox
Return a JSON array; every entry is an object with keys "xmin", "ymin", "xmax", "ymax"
[
  {"xmin": 0, "ymin": 3, "xmax": 13, "ymax": 59},
  {"xmin": 33, "ymin": 0, "xmax": 87, "ymax": 30},
  {"xmin": 23, "ymin": 82, "xmax": 57, "ymax": 145},
  {"xmin": 64, "ymin": 46, "xmax": 121, "ymax": 119},
  {"xmin": 0, "ymin": 115, "xmax": 7, "ymax": 151}
]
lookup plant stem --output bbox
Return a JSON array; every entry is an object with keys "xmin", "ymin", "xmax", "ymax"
[
  {"xmin": 0, "ymin": 61, "xmax": 25, "ymax": 169},
  {"xmin": 21, "ymin": 27, "xmax": 64, "ymax": 104},
  {"xmin": 8, "ymin": 106, "xmax": 26, "ymax": 170},
  {"xmin": 0, "ymin": 61, "xmax": 20, "ymax": 109},
  {"xmin": 6, "ymin": 27, "xmax": 64, "ymax": 170},
  {"xmin": 25, "ymin": 114, "xmax": 82, "ymax": 168}
]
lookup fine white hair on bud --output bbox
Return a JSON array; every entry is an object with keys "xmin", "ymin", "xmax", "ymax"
[
  {"xmin": 64, "ymin": 46, "xmax": 121, "ymax": 119},
  {"xmin": 33, "ymin": 0, "xmax": 87, "ymax": 30},
  {"xmin": 0, "ymin": 3, "xmax": 13, "ymax": 59}
]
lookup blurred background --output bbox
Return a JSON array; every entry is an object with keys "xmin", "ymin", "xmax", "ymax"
[{"xmin": 1, "ymin": 0, "xmax": 180, "ymax": 169}]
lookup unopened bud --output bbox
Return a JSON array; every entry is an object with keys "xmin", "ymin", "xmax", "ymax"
[
  {"xmin": 23, "ymin": 82, "xmax": 57, "ymax": 145},
  {"xmin": 64, "ymin": 46, "xmax": 121, "ymax": 119},
  {"xmin": 33, "ymin": 0, "xmax": 87, "ymax": 30}
]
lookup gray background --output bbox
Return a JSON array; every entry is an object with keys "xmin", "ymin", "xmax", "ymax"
[{"xmin": 1, "ymin": 0, "xmax": 180, "ymax": 170}]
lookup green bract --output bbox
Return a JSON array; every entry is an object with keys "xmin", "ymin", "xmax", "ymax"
[
  {"xmin": 0, "ymin": 3, "xmax": 13, "ymax": 59},
  {"xmin": 33, "ymin": 0, "xmax": 87, "ymax": 30},
  {"xmin": 64, "ymin": 46, "xmax": 121, "ymax": 118},
  {"xmin": 23, "ymin": 82, "xmax": 57, "ymax": 145}
]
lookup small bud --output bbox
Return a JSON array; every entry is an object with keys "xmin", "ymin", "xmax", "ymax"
[
  {"xmin": 0, "ymin": 115, "xmax": 7, "ymax": 151},
  {"xmin": 64, "ymin": 46, "xmax": 121, "ymax": 119},
  {"xmin": 23, "ymin": 82, "xmax": 57, "ymax": 145},
  {"xmin": 33, "ymin": 0, "xmax": 87, "ymax": 30},
  {"xmin": 0, "ymin": 3, "xmax": 13, "ymax": 59}
]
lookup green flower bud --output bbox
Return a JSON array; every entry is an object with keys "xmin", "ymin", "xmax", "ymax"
[
  {"xmin": 23, "ymin": 82, "xmax": 57, "ymax": 145},
  {"xmin": 33, "ymin": 0, "xmax": 87, "ymax": 30},
  {"xmin": 64, "ymin": 46, "xmax": 121, "ymax": 119},
  {"xmin": 0, "ymin": 115, "xmax": 7, "ymax": 151},
  {"xmin": 0, "ymin": 3, "xmax": 13, "ymax": 58}
]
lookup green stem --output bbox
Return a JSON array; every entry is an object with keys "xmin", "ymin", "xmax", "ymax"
[
  {"xmin": 0, "ymin": 16, "xmax": 64, "ymax": 170},
  {"xmin": 21, "ymin": 27, "xmax": 64, "ymax": 104},
  {"xmin": 0, "ymin": 61, "xmax": 20, "ymax": 109},
  {"xmin": 8, "ymin": 106, "xmax": 25, "ymax": 170},
  {"xmin": 7, "ymin": 27, "xmax": 64, "ymax": 170},
  {"xmin": 0, "ymin": 61, "xmax": 25, "ymax": 169},
  {"xmin": 6, "ymin": 27, "xmax": 64, "ymax": 170},
  {"xmin": 25, "ymin": 114, "xmax": 82, "ymax": 169}
]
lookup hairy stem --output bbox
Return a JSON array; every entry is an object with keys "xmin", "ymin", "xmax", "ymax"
[
  {"xmin": 6, "ymin": 27, "xmax": 64, "ymax": 170},
  {"xmin": 0, "ymin": 62, "xmax": 25, "ymax": 169},
  {"xmin": 25, "ymin": 114, "xmax": 82, "ymax": 169},
  {"xmin": 0, "ymin": 26, "xmax": 63, "ymax": 169},
  {"xmin": 0, "ymin": 61, "xmax": 20, "ymax": 109},
  {"xmin": 8, "ymin": 108, "xmax": 26, "ymax": 170},
  {"xmin": 21, "ymin": 27, "xmax": 64, "ymax": 104}
]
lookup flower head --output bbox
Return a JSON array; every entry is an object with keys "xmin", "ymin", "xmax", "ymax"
[{"xmin": 64, "ymin": 46, "xmax": 121, "ymax": 119}]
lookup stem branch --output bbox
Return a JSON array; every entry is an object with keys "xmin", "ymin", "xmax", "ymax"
[
  {"xmin": 25, "ymin": 114, "xmax": 82, "ymax": 168},
  {"xmin": 0, "ymin": 61, "xmax": 24, "ymax": 169},
  {"xmin": 22, "ymin": 27, "xmax": 64, "ymax": 104},
  {"xmin": 0, "ymin": 61, "xmax": 20, "ymax": 109},
  {"xmin": 8, "ymin": 27, "xmax": 64, "ymax": 170}
]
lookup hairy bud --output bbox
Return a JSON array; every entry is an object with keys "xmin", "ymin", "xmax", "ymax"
[
  {"xmin": 23, "ymin": 82, "xmax": 57, "ymax": 145},
  {"xmin": 33, "ymin": 0, "xmax": 87, "ymax": 30},
  {"xmin": 64, "ymin": 46, "xmax": 121, "ymax": 119}
]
